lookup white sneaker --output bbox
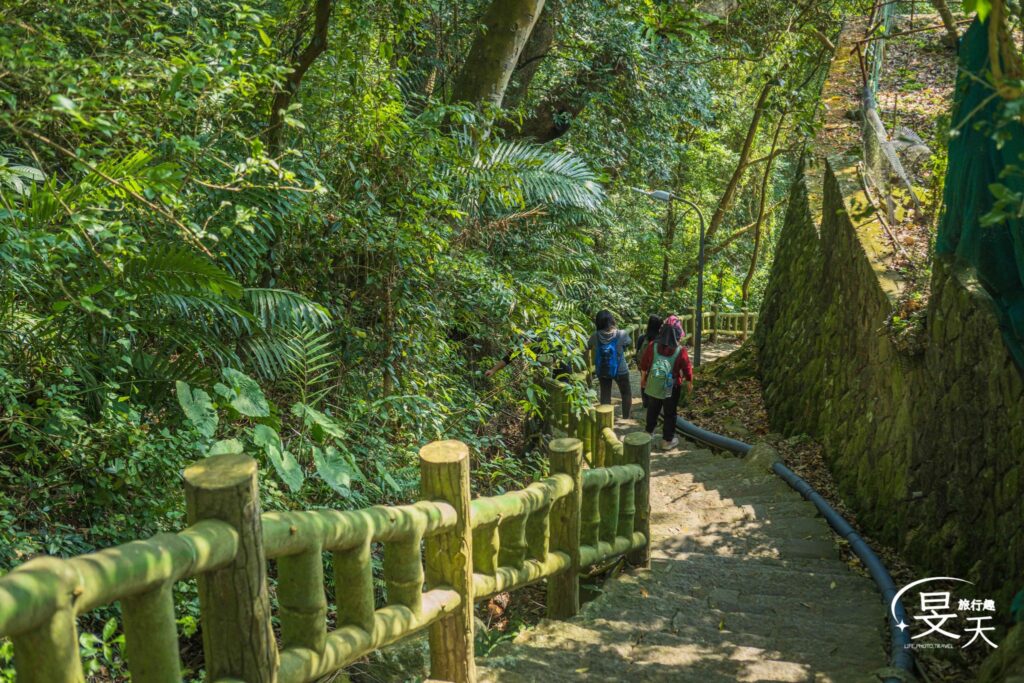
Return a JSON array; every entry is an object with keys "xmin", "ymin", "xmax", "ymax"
[{"xmin": 661, "ymin": 437, "xmax": 679, "ymax": 450}]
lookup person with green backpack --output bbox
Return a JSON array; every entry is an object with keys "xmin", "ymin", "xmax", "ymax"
[{"xmin": 638, "ymin": 316, "xmax": 693, "ymax": 449}]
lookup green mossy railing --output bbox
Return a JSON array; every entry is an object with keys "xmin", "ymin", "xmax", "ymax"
[
  {"xmin": 626, "ymin": 309, "xmax": 759, "ymax": 345},
  {"xmin": 0, "ymin": 386, "xmax": 650, "ymax": 683}
]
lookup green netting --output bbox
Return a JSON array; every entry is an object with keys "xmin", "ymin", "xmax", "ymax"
[{"xmin": 937, "ymin": 18, "xmax": 1024, "ymax": 370}]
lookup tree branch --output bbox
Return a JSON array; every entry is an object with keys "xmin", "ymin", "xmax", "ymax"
[{"xmin": 266, "ymin": 0, "xmax": 332, "ymax": 156}]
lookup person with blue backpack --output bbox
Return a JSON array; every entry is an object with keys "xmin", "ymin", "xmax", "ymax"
[
  {"xmin": 638, "ymin": 315, "xmax": 693, "ymax": 449},
  {"xmin": 586, "ymin": 310, "xmax": 633, "ymax": 419}
]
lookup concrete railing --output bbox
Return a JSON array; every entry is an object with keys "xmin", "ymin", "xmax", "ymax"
[{"xmin": 0, "ymin": 393, "xmax": 651, "ymax": 683}]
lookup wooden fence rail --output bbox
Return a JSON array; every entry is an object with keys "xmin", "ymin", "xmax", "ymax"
[
  {"xmin": 626, "ymin": 310, "xmax": 759, "ymax": 343},
  {"xmin": 0, "ymin": 387, "xmax": 650, "ymax": 683}
]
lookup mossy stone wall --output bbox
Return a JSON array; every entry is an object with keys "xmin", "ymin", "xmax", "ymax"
[{"xmin": 756, "ymin": 155, "xmax": 1024, "ymax": 614}]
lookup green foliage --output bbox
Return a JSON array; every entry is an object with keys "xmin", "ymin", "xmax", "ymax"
[
  {"xmin": 0, "ymin": 3, "xmax": 871, "ymax": 673},
  {"xmin": 79, "ymin": 618, "xmax": 126, "ymax": 678}
]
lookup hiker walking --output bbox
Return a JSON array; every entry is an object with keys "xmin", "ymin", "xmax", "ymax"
[
  {"xmin": 636, "ymin": 314, "xmax": 663, "ymax": 408},
  {"xmin": 587, "ymin": 310, "xmax": 633, "ymax": 419},
  {"xmin": 639, "ymin": 315, "xmax": 693, "ymax": 449}
]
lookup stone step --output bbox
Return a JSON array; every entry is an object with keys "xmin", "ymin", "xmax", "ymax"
[
  {"xmin": 637, "ymin": 558, "xmax": 878, "ymax": 598},
  {"xmin": 664, "ymin": 487, "xmax": 801, "ymax": 507},
  {"xmin": 623, "ymin": 628, "xmax": 887, "ymax": 674},
  {"xmin": 655, "ymin": 509, "xmax": 833, "ymax": 538},
  {"xmin": 591, "ymin": 576, "xmax": 883, "ymax": 627},
  {"xmin": 647, "ymin": 501, "xmax": 823, "ymax": 528}
]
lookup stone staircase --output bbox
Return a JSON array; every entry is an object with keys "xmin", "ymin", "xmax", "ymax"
[{"xmin": 478, "ymin": 383, "xmax": 889, "ymax": 682}]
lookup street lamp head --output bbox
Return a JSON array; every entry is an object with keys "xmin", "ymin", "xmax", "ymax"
[{"xmin": 628, "ymin": 186, "xmax": 673, "ymax": 202}]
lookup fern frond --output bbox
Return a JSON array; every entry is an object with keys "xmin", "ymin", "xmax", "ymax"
[
  {"xmin": 242, "ymin": 328, "xmax": 338, "ymax": 406},
  {"xmin": 243, "ymin": 288, "xmax": 331, "ymax": 330}
]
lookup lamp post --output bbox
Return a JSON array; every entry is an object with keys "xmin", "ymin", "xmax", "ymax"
[{"xmin": 632, "ymin": 188, "xmax": 707, "ymax": 367}]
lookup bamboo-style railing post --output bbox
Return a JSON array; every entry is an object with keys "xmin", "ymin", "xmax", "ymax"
[
  {"xmin": 384, "ymin": 531, "xmax": 424, "ymax": 614},
  {"xmin": 498, "ymin": 515, "xmax": 528, "ymax": 569},
  {"xmin": 184, "ymin": 453, "xmax": 278, "ymax": 683},
  {"xmin": 9, "ymin": 558, "xmax": 83, "ymax": 683},
  {"xmin": 278, "ymin": 545, "xmax": 328, "ymax": 652},
  {"xmin": 550, "ymin": 382, "xmax": 565, "ymax": 433},
  {"xmin": 420, "ymin": 440, "xmax": 476, "ymax": 683},
  {"xmin": 581, "ymin": 484, "xmax": 601, "ymax": 547},
  {"xmin": 711, "ymin": 304, "xmax": 720, "ymax": 343},
  {"xmin": 595, "ymin": 405, "xmax": 614, "ymax": 467},
  {"xmin": 625, "ymin": 432, "xmax": 653, "ymax": 568},
  {"xmin": 546, "ymin": 438, "xmax": 583, "ymax": 619},
  {"xmin": 334, "ymin": 538, "xmax": 375, "ymax": 633},
  {"xmin": 472, "ymin": 523, "xmax": 499, "ymax": 575},
  {"xmin": 599, "ymin": 481, "xmax": 619, "ymax": 544},
  {"xmin": 741, "ymin": 308, "xmax": 749, "ymax": 340},
  {"xmin": 122, "ymin": 580, "xmax": 181, "ymax": 682},
  {"xmin": 617, "ymin": 476, "xmax": 635, "ymax": 542},
  {"xmin": 689, "ymin": 306, "xmax": 698, "ymax": 339},
  {"xmin": 525, "ymin": 502, "xmax": 551, "ymax": 561},
  {"xmin": 586, "ymin": 407, "xmax": 597, "ymax": 465},
  {"xmin": 576, "ymin": 408, "xmax": 588, "ymax": 458}
]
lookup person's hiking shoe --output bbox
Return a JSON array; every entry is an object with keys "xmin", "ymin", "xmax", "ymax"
[{"xmin": 661, "ymin": 437, "xmax": 679, "ymax": 450}]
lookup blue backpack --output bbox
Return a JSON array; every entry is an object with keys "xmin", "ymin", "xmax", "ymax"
[{"xmin": 595, "ymin": 334, "xmax": 620, "ymax": 379}]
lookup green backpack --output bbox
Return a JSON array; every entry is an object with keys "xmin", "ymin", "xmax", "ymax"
[{"xmin": 645, "ymin": 345, "xmax": 681, "ymax": 400}]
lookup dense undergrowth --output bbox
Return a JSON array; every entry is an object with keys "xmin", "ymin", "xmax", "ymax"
[{"xmin": 0, "ymin": 0, "xmax": 885, "ymax": 677}]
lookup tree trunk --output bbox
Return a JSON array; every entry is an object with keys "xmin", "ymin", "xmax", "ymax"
[
  {"xmin": 742, "ymin": 115, "xmax": 786, "ymax": 303},
  {"xmin": 503, "ymin": 1, "xmax": 557, "ymax": 109},
  {"xmin": 452, "ymin": 0, "xmax": 546, "ymax": 108},
  {"xmin": 266, "ymin": 0, "xmax": 333, "ymax": 156},
  {"xmin": 929, "ymin": 0, "xmax": 960, "ymax": 48},
  {"xmin": 260, "ymin": 0, "xmax": 333, "ymax": 287},
  {"xmin": 706, "ymin": 79, "xmax": 775, "ymax": 243},
  {"xmin": 667, "ymin": 78, "xmax": 775, "ymax": 291}
]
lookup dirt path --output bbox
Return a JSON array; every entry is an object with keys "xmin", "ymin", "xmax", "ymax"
[{"xmin": 478, "ymin": 370, "xmax": 889, "ymax": 682}]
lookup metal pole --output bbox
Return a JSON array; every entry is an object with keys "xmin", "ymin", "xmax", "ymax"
[
  {"xmin": 660, "ymin": 197, "xmax": 673, "ymax": 294},
  {"xmin": 694, "ymin": 205, "xmax": 705, "ymax": 368}
]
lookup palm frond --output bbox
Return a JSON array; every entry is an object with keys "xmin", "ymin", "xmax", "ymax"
[
  {"xmin": 466, "ymin": 140, "xmax": 605, "ymax": 217},
  {"xmin": 125, "ymin": 246, "xmax": 243, "ymax": 299}
]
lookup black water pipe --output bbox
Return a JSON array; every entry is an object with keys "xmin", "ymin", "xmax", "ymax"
[{"xmin": 674, "ymin": 416, "xmax": 915, "ymax": 681}]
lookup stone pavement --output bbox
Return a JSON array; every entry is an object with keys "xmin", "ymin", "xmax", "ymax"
[{"xmin": 478, "ymin": 372, "xmax": 889, "ymax": 682}]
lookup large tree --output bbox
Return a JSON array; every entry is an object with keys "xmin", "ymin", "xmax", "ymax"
[{"xmin": 451, "ymin": 0, "xmax": 547, "ymax": 107}]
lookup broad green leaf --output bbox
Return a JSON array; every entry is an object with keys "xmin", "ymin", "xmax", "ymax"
[
  {"xmin": 220, "ymin": 368, "xmax": 270, "ymax": 417},
  {"xmin": 102, "ymin": 618, "xmax": 117, "ymax": 641},
  {"xmin": 291, "ymin": 402, "xmax": 345, "ymax": 439},
  {"xmin": 313, "ymin": 445, "xmax": 360, "ymax": 497},
  {"xmin": 176, "ymin": 381, "xmax": 217, "ymax": 437},
  {"xmin": 208, "ymin": 438, "xmax": 244, "ymax": 455},
  {"xmin": 252, "ymin": 425, "xmax": 304, "ymax": 491}
]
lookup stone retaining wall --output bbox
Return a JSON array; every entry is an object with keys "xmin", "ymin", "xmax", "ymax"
[{"xmin": 756, "ymin": 147, "xmax": 1024, "ymax": 627}]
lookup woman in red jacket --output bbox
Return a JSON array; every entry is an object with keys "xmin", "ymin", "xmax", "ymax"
[{"xmin": 638, "ymin": 316, "xmax": 693, "ymax": 449}]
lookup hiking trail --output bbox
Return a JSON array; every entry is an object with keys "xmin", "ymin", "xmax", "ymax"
[{"xmin": 478, "ymin": 369, "xmax": 888, "ymax": 682}]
